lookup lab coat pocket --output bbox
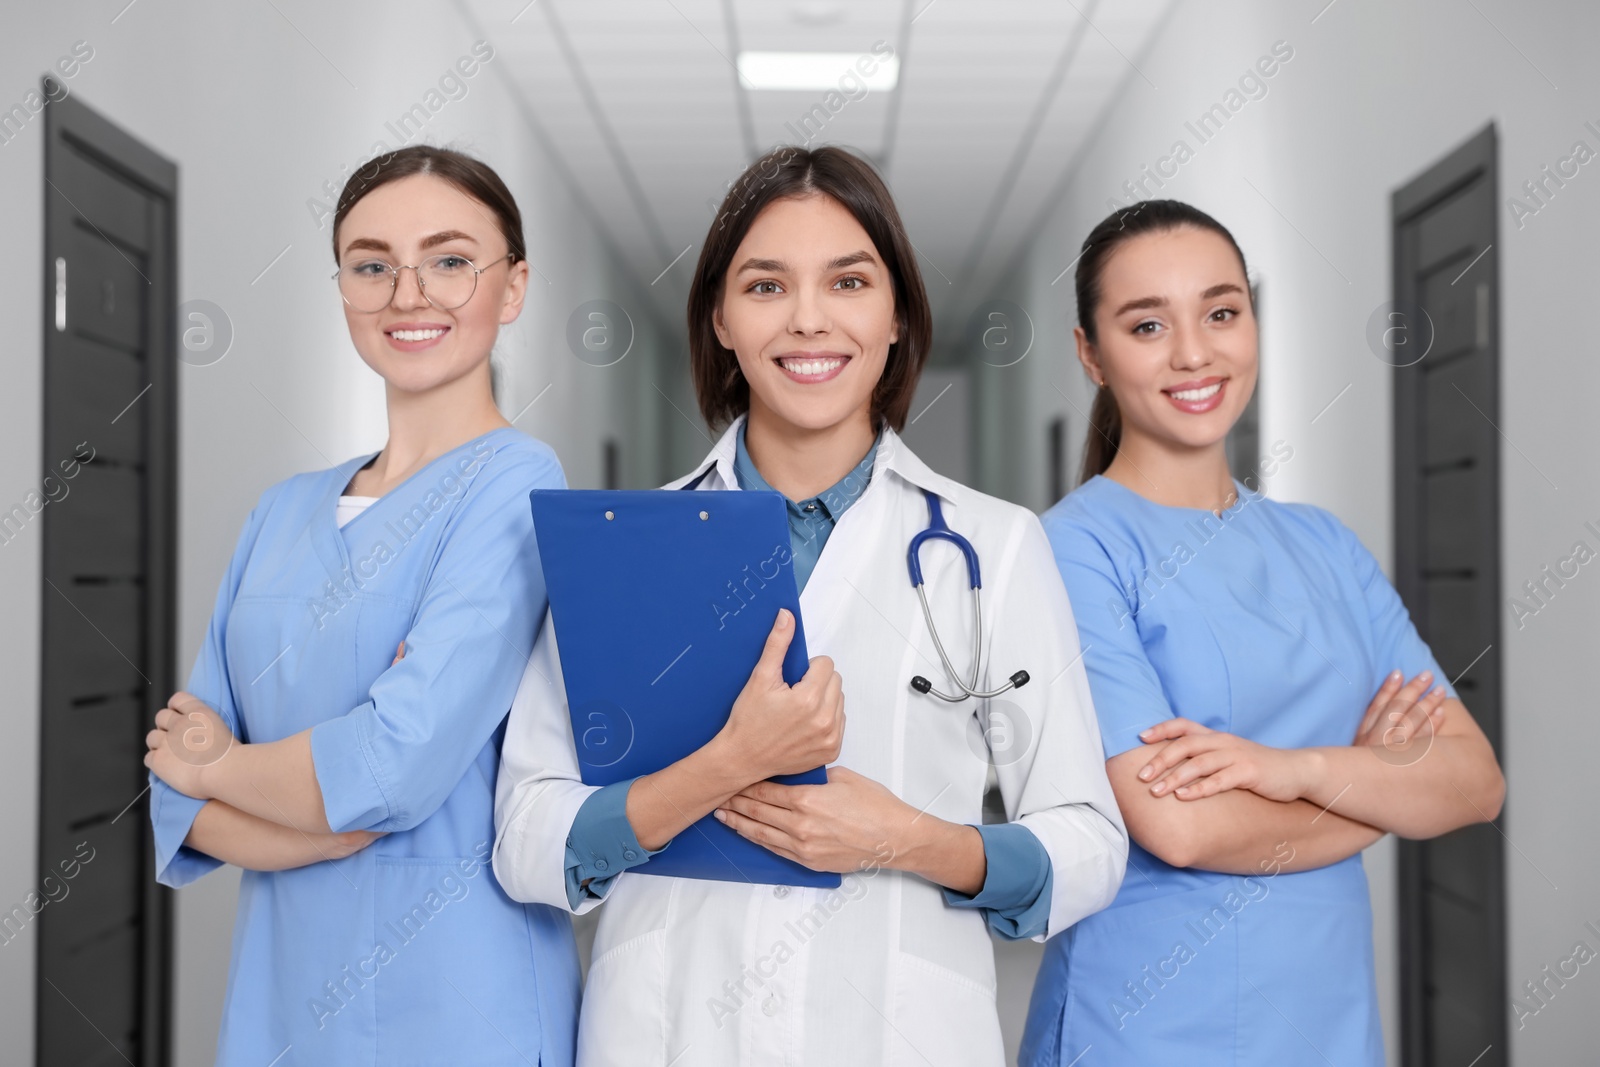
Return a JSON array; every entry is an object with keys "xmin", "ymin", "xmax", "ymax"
[
  {"xmin": 892, "ymin": 952, "xmax": 1004, "ymax": 1067},
  {"xmin": 372, "ymin": 857, "xmax": 545, "ymax": 1067},
  {"xmin": 576, "ymin": 928, "xmax": 668, "ymax": 1066}
]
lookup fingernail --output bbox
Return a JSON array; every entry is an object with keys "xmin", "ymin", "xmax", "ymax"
[
  {"xmin": 713, "ymin": 809, "xmax": 727, "ymax": 822},
  {"xmin": 1151, "ymin": 782, "xmax": 1166, "ymax": 795},
  {"xmin": 1139, "ymin": 728, "xmax": 1153, "ymax": 739},
  {"xmin": 1420, "ymin": 670, "xmax": 1433, "ymax": 680},
  {"xmin": 1139, "ymin": 767, "xmax": 1152, "ymax": 780}
]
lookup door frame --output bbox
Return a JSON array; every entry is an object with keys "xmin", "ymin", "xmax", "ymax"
[
  {"xmin": 40, "ymin": 78, "xmax": 178, "ymax": 1065},
  {"xmin": 1390, "ymin": 121, "xmax": 1506, "ymax": 1066}
]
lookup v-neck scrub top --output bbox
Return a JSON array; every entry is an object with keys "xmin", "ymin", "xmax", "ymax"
[
  {"xmin": 1022, "ymin": 475, "xmax": 1455, "ymax": 1066},
  {"xmin": 149, "ymin": 428, "xmax": 581, "ymax": 1067}
]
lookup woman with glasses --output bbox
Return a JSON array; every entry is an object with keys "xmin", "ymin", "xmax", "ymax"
[{"xmin": 143, "ymin": 146, "xmax": 579, "ymax": 1066}]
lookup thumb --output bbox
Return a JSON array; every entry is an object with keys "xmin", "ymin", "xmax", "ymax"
[{"xmin": 753, "ymin": 608, "xmax": 795, "ymax": 684}]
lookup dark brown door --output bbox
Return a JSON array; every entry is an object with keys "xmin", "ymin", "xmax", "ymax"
[
  {"xmin": 38, "ymin": 80, "xmax": 176, "ymax": 1066},
  {"xmin": 1390, "ymin": 122, "xmax": 1506, "ymax": 1067}
]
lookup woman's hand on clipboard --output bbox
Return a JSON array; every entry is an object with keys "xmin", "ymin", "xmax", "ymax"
[{"xmin": 717, "ymin": 608, "xmax": 846, "ymax": 780}]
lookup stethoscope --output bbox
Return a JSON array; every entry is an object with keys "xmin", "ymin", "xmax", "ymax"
[{"xmin": 907, "ymin": 490, "xmax": 1031, "ymax": 702}]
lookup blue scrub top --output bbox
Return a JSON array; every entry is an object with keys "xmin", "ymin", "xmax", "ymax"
[
  {"xmin": 1023, "ymin": 475, "xmax": 1454, "ymax": 1067},
  {"xmin": 149, "ymin": 428, "xmax": 581, "ymax": 1067}
]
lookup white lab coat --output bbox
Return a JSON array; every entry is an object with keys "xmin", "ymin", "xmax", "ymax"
[{"xmin": 493, "ymin": 417, "xmax": 1126, "ymax": 1067}]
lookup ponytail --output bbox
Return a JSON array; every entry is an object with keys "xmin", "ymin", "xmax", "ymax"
[{"xmin": 1079, "ymin": 383, "xmax": 1123, "ymax": 484}]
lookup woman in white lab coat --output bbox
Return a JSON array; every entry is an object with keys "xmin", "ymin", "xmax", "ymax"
[{"xmin": 493, "ymin": 145, "xmax": 1126, "ymax": 1067}]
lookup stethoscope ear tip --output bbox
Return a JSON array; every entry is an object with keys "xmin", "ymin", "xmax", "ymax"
[
  {"xmin": 910, "ymin": 676, "xmax": 933, "ymax": 694},
  {"xmin": 1010, "ymin": 671, "xmax": 1031, "ymax": 690}
]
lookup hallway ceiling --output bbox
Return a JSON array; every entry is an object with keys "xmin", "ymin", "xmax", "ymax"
[{"xmin": 457, "ymin": 0, "xmax": 1173, "ymax": 347}]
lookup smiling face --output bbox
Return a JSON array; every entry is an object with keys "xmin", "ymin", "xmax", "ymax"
[
  {"xmin": 1077, "ymin": 225, "xmax": 1257, "ymax": 456},
  {"xmin": 712, "ymin": 194, "xmax": 899, "ymax": 436},
  {"xmin": 334, "ymin": 173, "xmax": 528, "ymax": 395}
]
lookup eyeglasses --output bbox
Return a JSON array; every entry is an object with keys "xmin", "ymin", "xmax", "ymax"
[{"xmin": 332, "ymin": 252, "xmax": 514, "ymax": 313}]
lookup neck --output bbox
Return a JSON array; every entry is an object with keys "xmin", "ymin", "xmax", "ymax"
[
  {"xmin": 369, "ymin": 361, "xmax": 510, "ymax": 488},
  {"xmin": 1103, "ymin": 428, "xmax": 1237, "ymax": 513},
  {"xmin": 742, "ymin": 401, "xmax": 877, "ymax": 501}
]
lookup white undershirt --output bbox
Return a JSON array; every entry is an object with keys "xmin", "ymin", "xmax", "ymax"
[{"xmin": 336, "ymin": 495, "xmax": 377, "ymax": 529}]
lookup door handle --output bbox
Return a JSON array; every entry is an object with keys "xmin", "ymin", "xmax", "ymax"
[{"xmin": 54, "ymin": 256, "xmax": 67, "ymax": 332}]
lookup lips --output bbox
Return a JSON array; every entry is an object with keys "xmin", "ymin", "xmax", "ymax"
[
  {"xmin": 384, "ymin": 323, "xmax": 451, "ymax": 351},
  {"xmin": 774, "ymin": 353, "xmax": 850, "ymax": 384},
  {"xmin": 1163, "ymin": 376, "xmax": 1226, "ymax": 414}
]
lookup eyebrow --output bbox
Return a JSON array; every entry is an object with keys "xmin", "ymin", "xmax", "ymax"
[
  {"xmin": 733, "ymin": 250, "xmax": 878, "ymax": 275},
  {"xmin": 342, "ymin": 229, "xmax": 480, "ymax": 258},
  {"xmin": 1111, "ymin": 281, "xmax": 1245, "ymax": 317}
]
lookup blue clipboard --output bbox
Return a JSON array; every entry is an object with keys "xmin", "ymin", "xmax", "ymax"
[{"xmin": 529, "ymin": 488, "xmax": 840, "ymax": 889}]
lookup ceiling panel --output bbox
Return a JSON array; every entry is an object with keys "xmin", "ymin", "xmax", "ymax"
[{"xmin": 456, "ymin": 0, "xmax": 1172, "ymax": 336}]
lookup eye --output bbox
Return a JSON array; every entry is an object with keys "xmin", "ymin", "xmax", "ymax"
[
  {"xmin": 351, "ymin": 260, "xmax": 393, "ymax": 277},
  {"xmin": 834, "ymin": 275, "xmax": 866, "ymax": 291},
  {"xmin": 1209, "ymin": 306, "xmax": 1238, "ymax": 323},
  {"xmin": 430, "ymin": 255, "xmax": 472, "ymax": 273},
  {"xmin": 748, "ymin": 280, "xmax": 784, "ymax": 295},
  {"xmin": 1132, "ymin": 319, "xmax": 1162, "ymax": 336}
]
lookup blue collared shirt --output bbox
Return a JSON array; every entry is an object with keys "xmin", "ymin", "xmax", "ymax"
[{"xmin": 731, "ymin": 421, "xmax": 880, "ymax": 594}]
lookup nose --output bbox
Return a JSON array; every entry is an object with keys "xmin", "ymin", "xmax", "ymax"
[
  {"xmin": 787, "ymin": 285, "xmax": 831, "ymax": 337},
  {"xmin": 391, "ymin": 264, "xmax": 429, "ymax": 310},
  {"xmin": 1167, "ymin": 319, "xmax": 1209, "ymax": 372}
]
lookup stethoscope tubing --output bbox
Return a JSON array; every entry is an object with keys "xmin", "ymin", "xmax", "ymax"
[{"xmin": 909, "ymin": 491, "xmax": 1030, "ymax": 702}]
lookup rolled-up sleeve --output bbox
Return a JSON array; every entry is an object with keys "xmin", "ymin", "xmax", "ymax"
[
  {"xmin": 562, "ymin": 778, "xmax": 665, "ymax": 908},
  {"xmin": 941, "ymin": 822, "xmax": 1054, "ymax": 940},
  {"xmin": 311, "ymin": 443, "xmax": 566, "ymax": 833},
  {"xmin": 151, "ymin": 494, "xmax": 270, "ymax": 887},
  {"xmin": 987, "ymin": 513, "xmax": 1128, "ymax": 941}
]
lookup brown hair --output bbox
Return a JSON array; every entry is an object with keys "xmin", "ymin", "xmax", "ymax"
[
  {"xmin": 686, "ymin": 146, "xmax": 933, "ymax": 432},
  {"xmin": 330, "ymin": 145, "xmax": 525, "ymax": 266},
  {"xmin": 1074, "ymin": 200, "xmax": 1250, "ymax": 484}
]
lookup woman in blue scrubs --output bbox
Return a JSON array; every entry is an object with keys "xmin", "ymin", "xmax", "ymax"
[
  {"xmin": 1022, "ymin": 200, "xmax": 1506, "ymax": 1065},
  {"xmin": 143, "ymin": 146, "xmax": 579, "ymax": 1066}
]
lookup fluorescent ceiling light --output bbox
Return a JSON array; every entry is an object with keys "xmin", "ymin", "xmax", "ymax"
[{"xmin": 737, "ymin": 51, "xmax": 899, "ymax": 92}]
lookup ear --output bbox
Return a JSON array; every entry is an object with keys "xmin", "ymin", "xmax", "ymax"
[
  {"xmin": 1073, "ymin": 325, "xmax": 1103, "ymax": 386},
  {"xmin": 498, "ymin": 258, "xmax": 530, "ymax": 326},
  {"xmin": 712, "ymin": 299, "xmax": 733, "ymax": 350},
  {"xmin": 889, "ymin": 305, "xmax": 900, "ymax": 347}
]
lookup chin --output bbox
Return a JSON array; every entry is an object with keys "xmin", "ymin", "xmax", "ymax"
[{"xmin": 767, "ymin": 397, "xmax": 870, "ymax": 434}]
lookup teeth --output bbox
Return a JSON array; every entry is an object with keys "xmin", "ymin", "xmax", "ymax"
[
  {"xmin": 779, "ymin": 357, "xmax": 844, "ymax": 376},
  {"xmin": 1169, "ymin": 382, "xmax": 1221, "ymax": 401},
  {"xmin": 391, "ymin": 328, "xmax": 446, "ymax": 342}
]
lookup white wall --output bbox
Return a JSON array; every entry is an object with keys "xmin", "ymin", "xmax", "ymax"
[
  {"xmin": 981, "ymin": 1, "xmax": 1599, "ymax": 1062},
  {"xmin": 1, "ymin": 4, "xmax": 671, "ymax": 1063}
]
